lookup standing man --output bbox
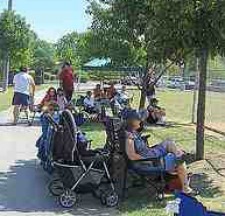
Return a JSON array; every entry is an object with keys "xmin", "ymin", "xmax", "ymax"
[
  {"xmin": 58, "ymin": 62, "xmax": 75, "ymax": 102},
  {"xmin": 12, "ymin": 67, "xmax": 35, "ymax": 124}
]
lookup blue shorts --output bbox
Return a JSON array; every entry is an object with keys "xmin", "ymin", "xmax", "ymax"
[{"xmin": 12, "ymin": 92, "xmax": 29, "ymax": 106}]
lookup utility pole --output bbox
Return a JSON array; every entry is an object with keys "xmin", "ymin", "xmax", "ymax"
[
  {"xmin": 2, "ymin": 0, "xmax": 13, "ymax": 91},
  {"xmin": 8, "ymin": 0, "xmax": 13, "ymax": 10}
]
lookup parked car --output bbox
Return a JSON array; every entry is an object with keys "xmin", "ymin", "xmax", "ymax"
[
  {"xmin": 167, "ymin": 77, "xmax": 184, "ymax": 89},
  {"xmin": 184, "ymin": 81, "xmax": 195, "ymax": 90},
  {"xmin": 121, "ymin": 76, "xmax": 139, "ymax": 86}
]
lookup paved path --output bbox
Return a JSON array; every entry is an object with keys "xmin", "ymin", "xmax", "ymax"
[{"xmin": 0, "ymin": 86, "xmax": 119, "ymax": 216}]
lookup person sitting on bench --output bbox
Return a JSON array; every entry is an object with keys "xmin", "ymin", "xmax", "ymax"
[
  {"xmin": 147, "ymin": 98, "xmax": 166, "ymax": 125},
  {"xmin": 84, "ymin": 91, "xmax": 98, "ymax": 114},
  {"xmin": 125, "ymin": 111, "xmax": 193, "ymax": 194}
]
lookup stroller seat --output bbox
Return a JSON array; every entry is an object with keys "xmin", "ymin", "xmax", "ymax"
[{"xmin": 45, "ymin": 110, "xmax": 119, "ymax": 209}]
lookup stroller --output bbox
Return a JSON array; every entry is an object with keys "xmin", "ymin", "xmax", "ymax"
[
  {"xmin": 166, "ymin": 192, "xmax": 225, "ymax": 216},
  {"xmin": 46, "ymin": 110, "xmax": 119, "ymax": 208}
]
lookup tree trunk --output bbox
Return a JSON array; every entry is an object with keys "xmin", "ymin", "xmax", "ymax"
[
  {"xmin": 139, "ymin": 51, "xmax": 151, "ymax": 110},
  {"xmin": 2, "ymin": 54, "xmax": 9, "ymax": 92},
  {"xmin": 139, "ymin": 88, "xmax": 147, "ymax": 110},
  {"xmin": 196, "ymin": 49, "xmax": 208, "ymax": 160}
]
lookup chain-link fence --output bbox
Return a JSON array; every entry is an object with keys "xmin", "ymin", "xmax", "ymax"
[
  {"xmin": 155, "ymin": 75, "xmax": 225, "ymax": 134},
  {"xmin": 200, "ymin": 78, "xmax": 225, "ymax": 134}
]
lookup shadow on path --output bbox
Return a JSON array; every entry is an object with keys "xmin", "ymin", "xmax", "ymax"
[{"xmin": 0, "ymin": 160, "xmax": 118, "ymax": 216}]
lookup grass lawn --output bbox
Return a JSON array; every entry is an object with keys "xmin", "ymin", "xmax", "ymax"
[
  {"xmin": 131, "ymin": 89, "xmax": 225, "ymax": 131},
  {"xmin": 81, "ymin": 89, "xmax": 225, "ymax": 216},
  {"xmin": 0, "ymin": 87, "xmax": 14, "ymax": 111},
  {"xmin": 0, "ymin": 84, "xmax": 53, "ymax": 112}
]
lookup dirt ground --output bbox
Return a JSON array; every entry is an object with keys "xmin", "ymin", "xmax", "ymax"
[{"xmin": 188, "ymin": 155, "xmax": 225, "ymax": 212}]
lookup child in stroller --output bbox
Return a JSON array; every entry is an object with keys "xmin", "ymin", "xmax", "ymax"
[{"xmin": 46, "ymin": 109, "xmax": 119, "ymax": 208}]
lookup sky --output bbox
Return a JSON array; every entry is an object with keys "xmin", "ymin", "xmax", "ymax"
[{"xmin": 0, "ymin": 0, "xmax": 92, "ymax": 42}]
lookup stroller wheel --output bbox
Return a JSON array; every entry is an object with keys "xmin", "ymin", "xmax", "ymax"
[
  {"xmin": 48, "ymin": 179, "xmax": 64, "ymax": 196},
  {"xmin": 100, "ymin": 193, "xmax": 107, "ymax": 205},
  {"xmin": 105, "ymin": 192, "xmax": 119, "ymax": 207},
  {"xmin": 59, "ymin": 190, "xmax": 77, "ymax": 208}
]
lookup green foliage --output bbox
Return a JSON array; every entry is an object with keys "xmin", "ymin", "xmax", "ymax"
[
  {"xmin": 87, "ymin": 0, "xmax": 147, "ymax": 67},
  {"xmin": 56, "ymin": 32, "xmax": 81, "ymax": 67},
  {"xmin": 148, "ymin": 0, "xmax": 225, "ymax": 60},
  {"xmin": 0, "ymin": 10, "xmax": 34, "ymax": 68},
  {"xmin": 32, "ymin": 39, "xmax": 56, "ymax": 70},
  {"xmin": 56, "ymin": 31, "xmax": 100, "ymax": 68}
]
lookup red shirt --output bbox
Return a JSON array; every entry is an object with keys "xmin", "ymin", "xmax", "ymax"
[{"xmin": 59, "ymin": 68, "xmax": 74, "ymax": 91}]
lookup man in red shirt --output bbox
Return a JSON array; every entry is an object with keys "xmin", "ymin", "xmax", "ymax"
[{"xmin": 59, "ymin": 62, "xmax": 75, "ymax": 102}]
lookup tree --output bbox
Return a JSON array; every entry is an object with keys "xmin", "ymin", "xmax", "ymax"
[
  {"xmin": 32, "ymin": 39, "xmax": 56, "ymax": 70},
  {"xmin": 56, "ymin": 32, "xmax": 81, "ymax": 67},
  {"xmin": 87, "ymin": 0, "xmax": 147, "ymax": 67},
  {"xmin": 88, "ymin": 0, "xmax": 225, "ymax": 159},
  {"xmin": 88, "ymin": 0, "xmax": 176, "ymax": 109},
  {"xmin": 0, "ymin": 10, "xmax": 34, "ymax": 89}
]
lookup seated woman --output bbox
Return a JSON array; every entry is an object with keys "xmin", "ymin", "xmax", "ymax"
[
  {"xmin": 147, "ymin": 98, "xmax": 166, "ymax": 125},
  {"xmin": 39, "ymin": 87, "xmax": 57, "ymax": 110},
  {"xmin": 125, "ymin": 111, "xmax": 192, "ymax": 194},
  {"xmin": 83, "ymin": 91, "xmax": 99, "ymax": 114}
]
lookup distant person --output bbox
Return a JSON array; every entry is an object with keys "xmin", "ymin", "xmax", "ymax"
[
  {"xmin": 146, "ymin": 68, "xmax": 156, "ymax": 105},
  {"xmin": 106, "ymin": 83, "xmax": 116, "ymax": 100},
  {"xmin": 147, "ymin": 98, "xmax": 166, "ymax": 125},
  {"xmin": 12, "ymin": 67, "xmax": 35, "ymax": 124},
  {"xmin": 120, "ymin": 85, "xmax": 130, "ymax": 101},
  {"xmin": 83, "ymin": 91, "xmax": 98, "ymax": 114},
  {"xmin": 93, "ymin": 84, "xmax": 104, "ymax": 100},
  {"xmin": 58, "ymin": 62, "xmax": 75, "ymax": 102},
  {"xmin": 56, "ymin": 88, "xmax": 68, "ymax": 111}
]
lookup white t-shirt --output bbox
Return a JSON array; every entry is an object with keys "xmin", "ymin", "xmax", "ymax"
[
  {"xmin": 13, "ymin": 72, "xmax": 34, "ymax": 96},
  {"xmin": 84, "ymin": 97, "xmax": 94, "ymax": 107}
]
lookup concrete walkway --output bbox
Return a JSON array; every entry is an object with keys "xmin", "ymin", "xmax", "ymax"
[{"xmin": 0, "ymin": 87, "xmax": 119, "ymax": 216}]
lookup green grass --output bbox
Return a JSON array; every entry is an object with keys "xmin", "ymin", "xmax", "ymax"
[
  {"xmin": 131, "ymin": 89, "xmax": 225, "ymax": 130},
  {"xmin": 80, "ymin": 89, "xmax": 225, "ymax": 216},
  {"xmin": 0, "ymin": 84, "xmax": 55, "ymax": 112},
  {"xmin": 0, "ymin": 88, "xmax": 13, "ymax": 111},
  {"xmin": 81, "ymin": 121, "xmax": 225, "ymax": 215}
]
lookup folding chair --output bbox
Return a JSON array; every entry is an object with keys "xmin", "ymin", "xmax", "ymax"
[{"xmin": 104, "ymin": 117, "xmax": 177, "ymax": 201}]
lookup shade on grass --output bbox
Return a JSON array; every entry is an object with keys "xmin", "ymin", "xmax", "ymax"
[{"xmin": 80, "ymin": 88, "xmax": 225, "ymax": 216}]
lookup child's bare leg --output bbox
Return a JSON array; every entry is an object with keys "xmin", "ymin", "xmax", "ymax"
[
  {"xmin": 176, "ymin": 163, "xmax": 192, "ymax": 193},
  {"xmin": 13, "ymin": 105, "xmax": 20, "ymax": 124}
]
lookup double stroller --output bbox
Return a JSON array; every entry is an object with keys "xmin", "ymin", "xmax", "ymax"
[{"xmin": 37, "ymin": 110, "xmax": 119, "ymax": 208}]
